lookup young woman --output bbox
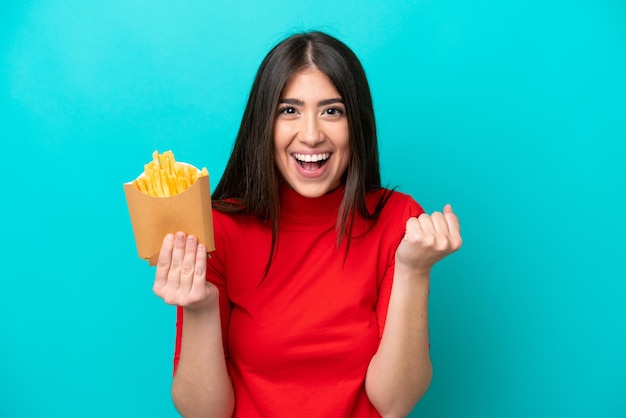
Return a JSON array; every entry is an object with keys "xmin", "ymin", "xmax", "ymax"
[{"xmin": 152, "ymin": 31, "xmax": 462, "ymax": 418}]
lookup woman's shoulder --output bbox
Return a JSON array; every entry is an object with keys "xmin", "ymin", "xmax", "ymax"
[{"xmin": 367, "ymin": 188, "xmax": 424, "ymax": 218}]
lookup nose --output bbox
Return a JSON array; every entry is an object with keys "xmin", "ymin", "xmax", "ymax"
[{"xmin": 299, "ymin": 114, "xmax": 323, "ymax": 145}]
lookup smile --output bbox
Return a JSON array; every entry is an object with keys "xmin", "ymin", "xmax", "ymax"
[{"xmin": 293, "ymin": 153, "xmax": 331, "ymax": 170}]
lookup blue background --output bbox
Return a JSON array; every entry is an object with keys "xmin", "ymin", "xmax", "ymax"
[{"xmin": 1, "ymin": 1, "xmax": 625, "ymax": 417}]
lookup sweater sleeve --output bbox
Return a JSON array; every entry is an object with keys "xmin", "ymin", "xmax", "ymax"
[{"xmin": 375, "ymin": 195, "xmax": 424, "ymax": 339}]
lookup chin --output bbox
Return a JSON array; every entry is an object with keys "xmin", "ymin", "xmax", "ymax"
[
  {"xmin": 290, "ymin": 180, "xmax": 340, "ymax": 198},
  {"xmin": 293, "ymin": 186, "xmax": 327, "ymax": 198}
]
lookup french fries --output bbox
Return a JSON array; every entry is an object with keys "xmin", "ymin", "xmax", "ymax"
[{"xmin": 132, "ymin": 150, "xmax": 208, "ymax": 197}]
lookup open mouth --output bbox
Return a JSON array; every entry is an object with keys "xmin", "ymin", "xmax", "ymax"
[{"xmin": 293, "ymin": 153, "xmax": 331, "ymax": 171}]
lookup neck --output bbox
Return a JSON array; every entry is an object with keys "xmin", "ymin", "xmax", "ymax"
[{"xmin": 278, "ymin": 183, "xmax": 345, "ymax": 224}]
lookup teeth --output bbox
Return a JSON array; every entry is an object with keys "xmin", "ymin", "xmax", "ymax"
[{"xmin": 294, "ymin": 153, "xmax": 330, "ymax": 162}]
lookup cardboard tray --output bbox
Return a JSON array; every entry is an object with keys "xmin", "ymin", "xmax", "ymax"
[{"xmin": 123, "ymin": 174, "xmax": 215, "ymax": 265}]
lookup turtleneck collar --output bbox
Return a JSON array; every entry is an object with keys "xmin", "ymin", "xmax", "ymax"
[{"xmin": 279, "ymin": 182, "xmax": 345, "ymax": 225}]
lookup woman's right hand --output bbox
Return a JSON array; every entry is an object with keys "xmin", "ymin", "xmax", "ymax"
[{"xmin": 153, "ymin": 232, "xmax": 218, "ymax": 311}]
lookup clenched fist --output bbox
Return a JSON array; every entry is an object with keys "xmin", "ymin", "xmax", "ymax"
[{"xmin": 395, "ymin": 204, "xmax": 462, "ymax": 275}]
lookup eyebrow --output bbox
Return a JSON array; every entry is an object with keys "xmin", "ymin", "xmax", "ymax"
[{"xmin": 278, "ymin": 98, "xmax": 344, "ymax": 107}]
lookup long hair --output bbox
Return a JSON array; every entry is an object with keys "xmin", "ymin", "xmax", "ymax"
[{"xmin": 212, "ymin": 31, "xmax": 390, "ymax": 274}]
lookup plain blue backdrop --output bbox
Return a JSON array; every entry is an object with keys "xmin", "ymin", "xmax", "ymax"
[{"xmin": 1, "ymin": 1, "xmax": 625, "ymax": 417}]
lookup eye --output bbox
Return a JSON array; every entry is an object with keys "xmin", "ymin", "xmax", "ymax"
[
  {"xmin": 324, "ymin": 107, "xmax": 345, "ymax": 116},
  {"xmin": 278, "ymin": 106, "xmax": 297, "ymax": 115}
]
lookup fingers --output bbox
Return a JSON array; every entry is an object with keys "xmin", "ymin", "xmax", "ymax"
[
  {"xmin": 403, "ymin": 217, "xmax": 423, "ymax": 243},
  {"xmin": 177, "ymin": 235, "xmax": 198, "ymax": 296},
  {"xmin": 430, "ymin": 211, "xmax": 449, "ymax": 236},
  {"xmin": 154, "ymin": 233, "xmax": 175, "ymax": 290},
  {"xmin": 407, "ymin": 212, "xmax": 448, "ymax": 241},
  {"xmin": 166, "ymin": 232, "xmax": 188, "ymax": 291},
  {"xmin": 152, "ymin": 230, "xmax": 213, "ymax": 310},
  {"xmin": 442, "ymin": 204, "xmax": 462, "ymax": 249},
  {"xmin": 153, "ymin": 232, "xmax": 204, "ymax": 295},
  {"xmin": 406, "ymin": 204, "xmax": 463, "ymax": 252},
  {"xmin": 190, "ymin": 243, "xmax": 208, "ymax": 297},
  {"xmin": 417, "ymin": 212, "xmax": 449, "ymax": 251},
  {"xmin": 396, "ymin": 202, "xmax": 463, "ymax": 272},
  {"xmin": 431, "ymin": 204, "xmax": 461, "ymax": 236}
]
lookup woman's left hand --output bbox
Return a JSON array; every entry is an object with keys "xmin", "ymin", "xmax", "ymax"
[{"xmin": 395, "ymin": 204, "xmax": 462, "ymax": 275}]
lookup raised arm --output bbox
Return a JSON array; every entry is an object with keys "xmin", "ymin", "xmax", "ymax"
[
  {"xmin": 366, "ymin": 204, "xmax": 462, "ymax": 417},
  {"xmin": 153, "ymin": 232, "xmax": 234, "ymax": 418}
]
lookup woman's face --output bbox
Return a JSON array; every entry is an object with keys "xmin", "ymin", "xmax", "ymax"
[{"xmin": 274, "ymin": 68, "xmax": 350, "ymax": 198}]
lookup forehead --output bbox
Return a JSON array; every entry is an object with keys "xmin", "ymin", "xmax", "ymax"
[{"xmin": 281, "ymin": 69, "xmax": 341, "ymax": 98}]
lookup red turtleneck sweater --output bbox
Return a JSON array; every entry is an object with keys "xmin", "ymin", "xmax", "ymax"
[{"xmin": 174, "ymin": 185, "xmax": 424, "ymax": 417}]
